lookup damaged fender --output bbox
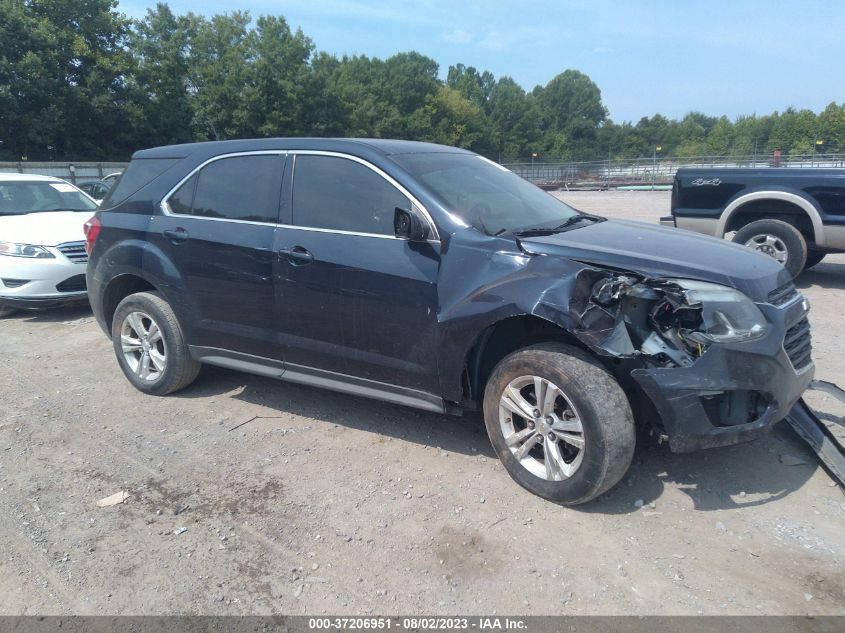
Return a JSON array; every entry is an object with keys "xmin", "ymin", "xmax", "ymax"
[
  {"xmin": 436, "ymin": 231, "xmax": 813, "ymax": 455},
  {"xmin": 436, "ymin": 231, "xmax": 725, "ymax": 401}
]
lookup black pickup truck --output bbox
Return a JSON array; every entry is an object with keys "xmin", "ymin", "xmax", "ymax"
[{"xmin": 662, "ymin": 168, "xmax": 845, "ymax": 276}]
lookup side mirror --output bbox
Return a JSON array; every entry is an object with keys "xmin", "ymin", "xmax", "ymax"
[{"xmin": 394, "ymin": 207, "xmax": 429, "ymax": 241}]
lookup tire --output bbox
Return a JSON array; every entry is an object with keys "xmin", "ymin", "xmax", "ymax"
[
  {"xmin": 482, "ymin": 342, "xmax": 635, "ymax": 505},
  {"xmin": 732, "ymin": 219, "xmax": 807, "ymax": 278},
  {"xmin": 0, "ymin": 305, "xmax": 18, "ymax": 318},
  {"xmin": 804, "ymin": 250, "xmax": 826, "ymax": 270},
  {"xmin": 111, "ymin": 291, "xmax": 201, "ymax": 395}
]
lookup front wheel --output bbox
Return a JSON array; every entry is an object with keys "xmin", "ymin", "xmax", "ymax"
[
  {"xmin": 482, "ymin": 343, "xmax": 635, "ymax": 505},
  {"xmin": 732, "ymin": 219, "xmax": 807, "ymax": 278},
  {"xmin": 0, "ymin": 305, "xmax": 18, "ymax": 318},
  {"xmin": 111, "ymin": 291, "xmax": 201, "ymax": 395}
]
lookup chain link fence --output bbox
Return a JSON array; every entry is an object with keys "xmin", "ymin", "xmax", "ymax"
[
  {"xmin": 4, "ymin": 152, "xmax": 845, "ymax": 190},
  {"xmin": 503, "ymin": 153, "xmax": 845, "ymax": 188},
  {"xmin": 0, "ymin": 161, "xmax": 128, "ymax": 184}
]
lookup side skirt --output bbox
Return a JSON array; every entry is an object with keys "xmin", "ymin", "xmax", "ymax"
[{"xmin": 189, "ymin": 345, "xmax": 446, "ymax": 414}]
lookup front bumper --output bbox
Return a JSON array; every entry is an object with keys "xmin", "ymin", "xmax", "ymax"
[
  {"xmin": 631, "ymin": 295, "xmax": 814, "ymax": 452},
  {"xmin": 0, "ymin": 293, "xmax": 88, "ymax": 309},
  {"xmin": 0, "ymin": 245, "xmax": 88, "ymax": 310}
]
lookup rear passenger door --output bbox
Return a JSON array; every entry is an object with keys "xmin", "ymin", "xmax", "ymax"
[
  {"xmin": 274, "ymin": 152, "xmax": 441, "ymax": 393},
  {"xmin": 149, "ymin": 152, "xmax": 286, "ymax": 358}
]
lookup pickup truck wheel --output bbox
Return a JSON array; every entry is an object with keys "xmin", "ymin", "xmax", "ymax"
[
  {"xmin": 111, "ymin": 291, "xmax": 201, "ymax": 395},
  {"xmin": 732, "ymin": 219, "xmax": 807, "ymax": 278},
  {"xmin": 482, "ymin": 343, "xmax": 635, "ymax": 505},
  {"xmin": 804, "ymin": 250, "xmax": 826, "ymax": 269}
]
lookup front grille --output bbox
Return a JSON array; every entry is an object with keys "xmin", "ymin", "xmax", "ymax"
[
  {"xmin": 783, "ymin": 317, "xmax": 812, "ymax": 370},
  {"xmin": 768, "ymin": 282, "xmax": 798, "ymax": 306},
  {"xmin": 56, "ymin": 274, "xmax": 87, "ymax": 293},
  {"xmin": 1, "ymin": 278, "xmax": 29, "ymax": 288},
  {"xmin": 57, "ymin": 241, "xmax": 88, "ymax": 264}
]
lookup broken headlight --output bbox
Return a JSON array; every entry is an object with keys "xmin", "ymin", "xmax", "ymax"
[{"xmin": 663, "ymin": 279, "xmax": 768, "ymax": 343}]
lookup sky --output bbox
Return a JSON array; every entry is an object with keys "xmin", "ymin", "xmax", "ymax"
[{"xmin": 118, "ymin": 0, "xmax": 845, "ymax": 123}]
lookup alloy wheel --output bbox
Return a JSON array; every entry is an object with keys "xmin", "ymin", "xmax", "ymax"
[
  {"xmin": 498, "ymin": 375, "xmax": 585, "ymax": 481},
  {"xmin": 120, "ymin": 311, "xmax": 166, "ymax": 382},
  {"xmin": 745, "ymin": 233, "xmax": 789, "ymax": 264}
]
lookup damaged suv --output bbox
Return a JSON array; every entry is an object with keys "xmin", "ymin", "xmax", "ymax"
[{"xmin": 86, "ymin": 139, "xmax": 814, "ymax": 504}]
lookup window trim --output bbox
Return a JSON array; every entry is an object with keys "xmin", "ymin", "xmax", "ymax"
[
  {"xmin": 286, "ymin": 150, "xmax": 439, "ymax": 242},
  {"xmin": 160, "ymin": 151, "xmax": 286, "ymax": 226},
  {"xmin": 160, "ymin": 149, "xmax": 440, "ymax": 241}
]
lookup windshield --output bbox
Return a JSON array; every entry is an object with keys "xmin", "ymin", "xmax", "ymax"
[
  {"xmin": 392, "ymin": 153, "xmax": 581, "ymax": 235},
  {"xmin": 0, "ymin": 181, "xmax": 98, "ymax": 216}
]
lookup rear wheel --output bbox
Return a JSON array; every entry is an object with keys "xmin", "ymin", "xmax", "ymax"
[
  {"xmin": 111, "ymin": 291, "xmax": 200, "ymax": 395},
  {"xmin": 0, "ymin": 305, "xmax": 17, "ymax": 318},
  {"xmin": 732, "ymin": 219, "xmax": 807, "ymax": 278},
  {"xmin": 482, "ymin": 343, "xmax": 635, "ymax": 505}
]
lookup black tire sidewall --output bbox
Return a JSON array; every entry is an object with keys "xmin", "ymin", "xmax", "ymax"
[
  {"xmin": 804, "ymin": 250, "xmax": 825, "ymax": 269},
  {"xmin": 733, "ymin": 219, "xmax": 807, "ymax": 277},
  {"xmin": 483, "ymin": 345, "xmax": 634, "ymax": 505},
  {"xmin": 111, "ymin": 293, "xmax": 185, "ymax": 395}
]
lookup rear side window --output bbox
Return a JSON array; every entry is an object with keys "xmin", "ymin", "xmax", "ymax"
[
  {"xmin": 101, "ymin": 158, "xmax": 177, "ymax": 208},
  {"xmin": 167, "ymin": 174, "xmax": 197, "ymax": 215},
  {"xmin": 166, "ymin": 155, "xmax": 282, "ymax": 223},
  {"xmin": 292, "ymin": 155, "xmax": 410, "ymax": 235}
]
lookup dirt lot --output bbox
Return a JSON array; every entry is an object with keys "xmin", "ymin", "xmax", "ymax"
[{"xmin": 1, "ymin": 191, "xmax": 843, "ymax": 616}]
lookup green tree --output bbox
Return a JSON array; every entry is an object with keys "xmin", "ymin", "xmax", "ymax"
[
  {"xmin": 0, "ymin": 0, "xmax": 135, "ymax": 160},
  {"xmin": 488, "ymin": 77, "xmax": 539, "ymax": 161},
  {"xmin": 532, "ymin": 70, "xmax": 607, "ymax": 159},
  {"xmin": 817, "ymin": 102, "xmax": 845, "ymax": 153},
  {"xmin": 240, "ymin": 16, "xmax": 314, "ymax": 137},
  {"xmin": 187, "ymin": 11, "xmax": 252, "ymax": 140},
  {"xmin": 446, "ymin": 63, "xmax": 495, "ymax": 112},
  {"xmin": 410, "ymin": 85, "xmax": 485, "ymax": 149},
  {"xmin": 129, "ymin": 3, "xmax": 199, "ymax": 147},
  {"xmin": 705, "ymin": 116, "xmax": 734, "ymax": 155}
]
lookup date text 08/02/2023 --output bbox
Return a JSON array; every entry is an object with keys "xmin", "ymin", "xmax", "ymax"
[{"xmin": 308, "ymin": 617, "xmax": 528, "ymax": 630}]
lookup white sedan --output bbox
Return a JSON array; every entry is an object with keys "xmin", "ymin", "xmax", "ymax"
[{"xmin": 0, "ymin": 174, "xmax": 99, "ymax": 317}]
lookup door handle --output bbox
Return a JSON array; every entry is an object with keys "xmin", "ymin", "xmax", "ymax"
[
  {"xmin": 278, "ymin": 246, "xmax": 314, "ymax": 265},
  {"xmin": 163, "ymin": 227, "xmax": 189, "ymax": 244}
]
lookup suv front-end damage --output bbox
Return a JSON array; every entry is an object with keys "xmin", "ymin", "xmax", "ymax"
[{"xmin": 561, "ymin": 269, "xmax": 814, "ymax": 452}]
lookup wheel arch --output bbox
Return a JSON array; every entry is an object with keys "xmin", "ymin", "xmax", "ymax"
[
  {"xmin": 718, "ymin": 191, "xmax": 825, "ymax": 246},
  {"xmin": 461, "ymin": 314, "xmax": 594, "ymax": 407},
  {"xmin": 100, "ymin": 273, "xmax": 160, "ymax": 336}
]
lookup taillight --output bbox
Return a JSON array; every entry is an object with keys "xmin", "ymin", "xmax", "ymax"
[{"xmin": 83, "ymin": 215, "xmax": 101, "ymax": 255}]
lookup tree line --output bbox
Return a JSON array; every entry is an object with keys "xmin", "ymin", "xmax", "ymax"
[{"xmin": 2, "ymin": 0, "xmax": 845, "ymax": 163}]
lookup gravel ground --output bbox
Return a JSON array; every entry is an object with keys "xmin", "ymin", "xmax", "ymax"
[{"xmin": 0, "ymin": 190, "xmax": 843, "ymax": 616}]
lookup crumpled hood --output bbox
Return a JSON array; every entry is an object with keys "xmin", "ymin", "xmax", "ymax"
[
  {"xmin": 0, "ymin": 211, "xmax": 90, "ymax": 246},
  {"xmin": 518, "ymin": 219, "xmax": 790, "ymax": 301}
]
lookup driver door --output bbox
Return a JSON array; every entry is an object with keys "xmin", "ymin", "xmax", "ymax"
[{"xmin": 273, "ymin": 153, "xmax": 441, "ymax": 393}]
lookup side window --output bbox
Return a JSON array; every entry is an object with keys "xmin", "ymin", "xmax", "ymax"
[
  {"xmin": 292, "ymin": 155, "xmax": 410, "ymax": 235},
  {"xmin": 102, "ymin": 158, "xmax": 177, "ymax": 208},
  {"xmin": 167, "ymin": 155, "xmax": 282, "ymax": 223},
  {"xmin": 167, "ymin": 174, "xmax": 197, "ymax": 215}
]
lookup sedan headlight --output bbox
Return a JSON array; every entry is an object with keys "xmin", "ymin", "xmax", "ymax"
[
  {"xmin": 0, "ymin": 242, "xmax": 55, "ymax": 259},
  {"xmin": 664, "ymin": 279, "xmax": 767, "ymax": 343}
]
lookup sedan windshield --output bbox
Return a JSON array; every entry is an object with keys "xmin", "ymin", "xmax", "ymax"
[
  {"xmin": 392, "ymin": 153, "xmax": 583, "ymax": 235},
  {"xmin": 0, "ymin": 181, "xmax": 98, "ymax": 216}
]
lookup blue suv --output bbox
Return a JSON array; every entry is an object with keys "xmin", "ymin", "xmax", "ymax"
[{"xmin": 85, "ymin": 139, "xmax": 813, "ymax": 504}]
